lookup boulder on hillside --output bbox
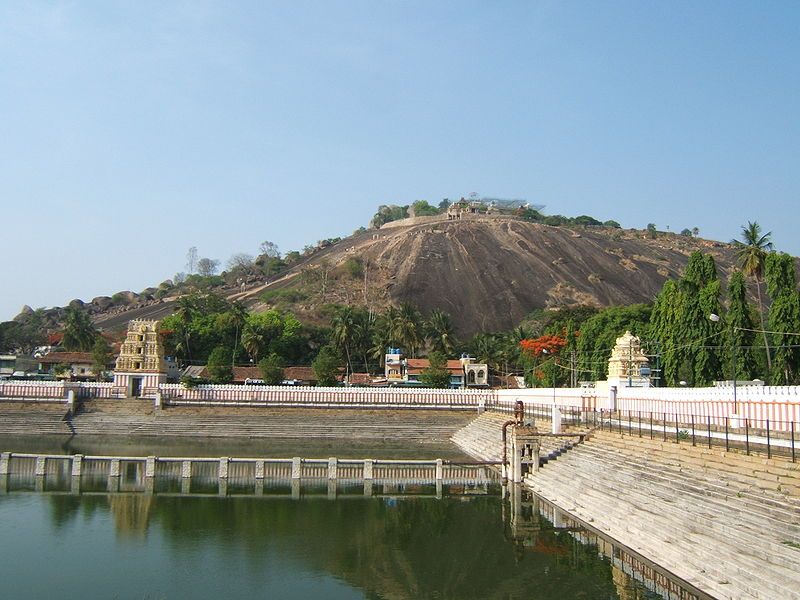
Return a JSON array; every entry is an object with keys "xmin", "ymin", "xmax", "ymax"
[
  {"xmin": 91, "ymin": 296, "xmax": 114, "ymax": 311},
  {"xmin": 13, "ymin": 305, "xmax": 34, "ymax": 322}
]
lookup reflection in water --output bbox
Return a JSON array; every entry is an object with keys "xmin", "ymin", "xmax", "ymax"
[
  {"xmin": 109, "ymin": 494, "xmax": 153, "ymax": 538},
  {"xmin": 0, "ymin": 481, "xmax": 691, "ymax": 600}
]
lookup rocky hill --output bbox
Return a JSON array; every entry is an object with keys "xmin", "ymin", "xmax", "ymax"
[{"xmin": 13, "ymin": 215, "xmax": 743, "ymax": 339}]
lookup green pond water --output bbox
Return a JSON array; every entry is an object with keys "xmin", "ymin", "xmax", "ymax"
[{"xmin": 0, "ymin": 486, "xmax": 678, "ymax": 600}]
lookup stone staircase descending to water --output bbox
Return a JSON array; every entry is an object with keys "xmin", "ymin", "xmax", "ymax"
[
  {"xmin": 0, "ymin": 403, "xmax": 72, "ymax": 436},
  {"xmin": 450, "ymin": 411, "xmax": 583, "ymax": 464},
  {"xmin": 61, "ymin": 400, "xmax": 472, "ymax": 442},
  {"xmin": 527, "ymin": 429, "xmax": 800, "ymax": 600}
]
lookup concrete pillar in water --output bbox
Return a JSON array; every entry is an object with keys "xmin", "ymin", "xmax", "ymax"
[
  {"xmin": 35, "ymin": 456, "xmax": 47, "ymax": 477},
  {"xmin": 144, "ymin": 477, "xmax": 155, "ymax": 495},
  {"xmin": 218, "ymin": 457, "xmax": 229, "ymax": 480},
  {"xmin": 145, "ymin": 456, "xmax": 156, "ymax": 478},
  {"xmin": 551, "ymin": 405, "xmax": 562, "ymax": 434},
  {"xmin": 181, "ymin": 460, "xmax": 192, "ymax": 478},
  {"xmin": 327, "ymin": 457, "xmax": 338, "ymax": 480},
  {"xmin": 35, "ymin": 476, "xmax": 44, "ymax": 492},
  {"xmin": 70, "ymin": 476, "xmax": 81, "ymax": 495},
  {"xmin": 291, "ymin": 479, "xmax": 300, "ymax": 499},
  {"xmin": 327, "ymin": 479, "xmax": 336, "ymax": 500},
  {"xmin": 108, "ymin": 458, "xmax": 120, "ymax": 477},
  {"xmin": 363, "ymin": 460, "xmax": 374, "ymax": 480},
  {"xmin": 254, "ymin": 479, "xmax": 263, "ymax": 496},
  {"xmin": 254, "ymin": 460, "xmax": 265, "ymax": 480},
  {"xmin": 436, "ymin": 480, "xmax": 443, "ymax": 499},
  {"xmin": 363, "ymin": 480, "xmax": 372, "ymax": 497},
  {"xmin": 181, "ymin": 477, "xmax": 191, "ymax": 495},
  {"xmin": 0, "ymin": 452, "xmax": 11, "ymax": 476},
  {"xmin": 435, "ymin": 459, "xmax": 443, "ymax": 482},
  {"xmin": 71, "ymin": 455, "xmax": 83, "ymax": 477},
  {"xmin": 218, "ymin": 479, "xmax": 227, "ymax": 497},
  {"xmin": 291, "ymin": 457, "xmax": 302, "ymax": 480},
  {"xmin": 0, "ymin": 473, "xmax": 7, "ymax": 494}
]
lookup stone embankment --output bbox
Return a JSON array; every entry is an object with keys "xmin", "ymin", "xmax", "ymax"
[
  {"xmin": 527, "ymin": 429, "xmax": 800, "ymax": 600},
  {"xmin": 0, "ymin": 400, "xmax": 473, "ymax": 443},
  {"xmin": 451, "ymin": 411, "xmax": 800, "ymax": 599}
]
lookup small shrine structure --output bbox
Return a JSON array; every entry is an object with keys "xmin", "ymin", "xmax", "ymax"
[
  {"xmin": 606, "ymin": 331, "xmax": 650, "ymax": 388},
  {"xmin": 113, "ymin": 320, "xmax": 167, "ymax": 397}
]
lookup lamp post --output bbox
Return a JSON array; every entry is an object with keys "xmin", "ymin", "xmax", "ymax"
[{"xmin": 709, "ymin": 313, "xmax": 737, "ymax": 414}]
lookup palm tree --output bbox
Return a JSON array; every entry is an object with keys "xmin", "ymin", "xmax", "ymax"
[
  {"xmin": 241, "ymin": 327, "xmax": 267, "ymax": 363},
  {"xmin": 733, "ymin": 222, "xmax": 773, "ymax": 371},
  {"xmin": 228, "ymin": 301, "xmax": 248, "ymax": 366},
  {"xmin": 174, "ymin": 296, "xmax": 196, "ymax": 362},
  {"xmin": 330, "ymin": 306, "xmax": 357, "ymax": 375},
  {"xmin": 397, "ymin": 303, "xmax": 422, "ymax": 357},
  {"xmin": 61, "ymin": 306, "xmax": 98, "ymax": 351},
  {"xmin": 425, "ymin": 309, "xmax": 456, "ymax": 356}
]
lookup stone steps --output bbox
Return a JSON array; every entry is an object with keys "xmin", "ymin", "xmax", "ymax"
[
  {"xmin": 67, "ymin": 412, "xmax": 464, "ymax": 441},
  {"xmin": 592, "ymin": 431, "xmax": 800, "ymax": 500},
  {"xmin": 528, "ymin": 437, "xmax": 800, "ymax": 599},
  {"xmin": 0, "ymin": 410, "xmax": 72, "ymax": 435},
  {"xmin": 529, "ymin": 466, "xmax": 799, "ymax": 600},
  {"xmin": 580, "ymin": 442, "xmax": 800, "ymax": 521},
  {"xmin": 553, "ymin": 446, "xmax": 800, "ymax": 550}
]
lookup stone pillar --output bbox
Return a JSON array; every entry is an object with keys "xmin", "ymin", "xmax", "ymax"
[
  {"xmin": 477, "ymin": 397, "xmax": 485, "ymax": 414},
  {"xmin": 0, "ymin": 473, "xmax": 7, "ymax": 494},
  {"xmin": 435, "ymin": 459, "xmax": 443, "ymax": 482},
  {"xmin": 109, "ymin": 458, "xmax": 121, "ymax": 477},
  {"xmin": 291, "ymin": 478, "xmax": 300, "ymax": 499},
  {"xmin": 511, "ymin": 435, "xmax": 522, "ymax": 484},
  {"xmin": 35, "ymin": 456, "xmax": 47, "ymax": 477},
  {"xmin": 218, "ymin": 457, "xmax": 229, "ymax": 480},
  {"xmin": 327, "ymin": 479, "xmax": 337, "ymax": 500},
  {"xmin": 436, "ymin": 480, "xmax": 443, "ymax": 499},
  {"xmin": 218, "ymin": 479, "xmax": 227, "ymax": 497},
  {"xmin": 154, "ymin": 391, "xmax": 162, "ymax": 411},
  {"xmin": 66, "ymin": 390, "xmax": 75, "ymax": 411},
  {"xmin": 291, "ymin": 457, "xmax": 302, "ymax": 480},
  {"xmin": 551, "ymin": 405, "xmax": 562, "ymax": 434},
  {"xmin": 107, "ymin": 474, "xmax": 120, "ymax": 493},
  {"xmin": 70, "ymin": 476, "xmax": 81, "ymax": 495},
  {"xmin": 327, "ymin": 457, "xmax": 338, "ymax": 480},
  {"xmin": 181, "ymin": 477, "xmax": 191, "ymax": 495},
  {"xmin": 362, "ymin": 460, "xmax": 374, "ymax": 480},
  {"xmin": 255, "ymin": 460, "xmax": 265, "ymax": 480},
  {"xmin": 145, "ymin": 456, "xmax": 156, "ymax": 478},
  {"xmin": 0, "ymin": 452, "xmax": 10, "ymax": 476},
  {"xmin": 71, "ymin": 454, "xmax": 83, "ymax": 477},
  {"xmin": 181, "ymin": 460, "xmax": 192, "ymax": 478}
]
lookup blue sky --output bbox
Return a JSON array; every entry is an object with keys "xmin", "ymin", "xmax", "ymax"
[{"xmin": 1, "ymin": 1, "xmax": 798, "ymax": 321}]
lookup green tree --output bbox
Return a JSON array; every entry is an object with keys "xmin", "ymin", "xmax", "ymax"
[
  {"xmin": 646, "ymin": 223, "xmax": 657, "ymax": 239},
  {"xmin": 312, "ymin": 346, "xmax": 341, "ymax": 386},
  {"xmin": 61, "ymin": 306, "xmax": 98, "ymax": 351},
  {"xmin": 258, "ymin": 353, "xmax": 285, "ymax": 385},
  {"xmin": 726, "ymin": 271, "xmax": 757, "ymax": 381},
  {"xmin": 419, "ymin": 352, "xmax": 452, "ymax": 388},
  {"xmin": 411, "ymin": 200, "xmax": 440, "ymax": 217},
  {"xmin": 764, "ymin": 253, "xmax": 800, "ymax": 384},
  {"xmin": 733, "ymin": 221, "xmax": 773, "ymax": 371},
  {"xmin": 91, "ymin": 338, "xmax": 111, "ymax": 381},
  {"xmin": 206, "ymin": 346, "xmax": 233, "ymax": 383}
]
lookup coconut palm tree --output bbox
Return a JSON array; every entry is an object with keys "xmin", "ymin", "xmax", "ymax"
[
  {"xmin": 330, "ymin": 306, "xmax": 358, "ymax": 375},
  {"xmin": 424, "ymin": 309, "xmax": 456, "ymax": 356},
  {"xmin": 732, "ymin": 222, "xmax": 773, "ymax": 370},
  {"xmin": 61, "ymin": 306, "xmax": 98, "ymax": 351}
]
